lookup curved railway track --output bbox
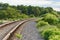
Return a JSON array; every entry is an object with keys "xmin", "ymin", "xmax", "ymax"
[
  {"xmin": 0, "ymin": 19, "xmax": 28, "ymax": 40},
  {"xmin": 0, "ymin": 19, "xmax": 44, "ymax": 40},
  {"xmin": 0, "ymin": 21, "xmax": 21, "ymax": 40}
]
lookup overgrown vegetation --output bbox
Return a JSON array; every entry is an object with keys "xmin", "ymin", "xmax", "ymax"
[
  {"xmin": 36, "ymin": 12, "xmax": 60, "ymax": 40},
  {"xmin": 0, "ymin": 3, "xmax": 29, "ymax": 21},
  {"xmin": 0, "ymin": 3, "xmax": 58, "ymax": 20}
]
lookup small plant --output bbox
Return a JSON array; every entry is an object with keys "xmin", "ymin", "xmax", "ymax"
[{"xmin": 15, "ymin": 33, "xmax": 22, "ymax": 39}]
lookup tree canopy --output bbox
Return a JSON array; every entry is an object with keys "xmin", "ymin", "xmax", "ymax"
[{"xmin": 0, "ymin": 3, "xmax": 59, "ymax": 20}]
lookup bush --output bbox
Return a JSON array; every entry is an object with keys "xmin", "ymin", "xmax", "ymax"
[
  {"xmin": 36, "ymin": 13, "xmax": 60, "ymax": 40},
  {"xmin": 42, "ymin": 13, "xmax": 59, "ymax": 24},
  {"xmin": 37, "ymin": 21, "xmax": 49, "ymax": 28},
  {"xmin": 40, "ymin": 25, "xmax": 60, "ymax": 40}
]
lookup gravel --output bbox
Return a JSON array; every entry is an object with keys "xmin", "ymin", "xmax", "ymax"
[
  {"xmin": 0, "ymin": 21, "xmax": 21, "ymax": 40},
  {"xmin": 21, "ymin": 20, "xmax": 44, "ymax": 40}
]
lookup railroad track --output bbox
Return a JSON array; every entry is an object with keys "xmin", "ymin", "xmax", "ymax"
[
  {"xmin": 0, "ymin": 19, "xmax": 41, "ymax": 40},
  {"xmin": 7, "ymin": 20, "xmax": 28, "ymax": 40},
  {"xmin": 7, "ymin": 19, "xmax": 44, "ymax": 40},
  {"xmin": 0, "ymin": 19, "xmax": 31, "ymax": 40}
]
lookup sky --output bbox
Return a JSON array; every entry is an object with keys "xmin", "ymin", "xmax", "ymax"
[{"xmin": 0, "ymin": 0, "xmax": 60, "ymax": 11}]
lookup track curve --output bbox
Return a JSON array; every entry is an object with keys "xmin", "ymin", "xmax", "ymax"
[
  {"xmin": 8, "ymin": 20, "xmax": 44, "ymax": 40},
  {"xmin": 0, "ymin": 21, "xmax": 21, "ymax": 40}
]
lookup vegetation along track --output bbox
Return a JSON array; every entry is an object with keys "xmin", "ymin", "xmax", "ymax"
[{"xmin": 0, "ymin": 20, "xmax": 27, "ymax": 40}]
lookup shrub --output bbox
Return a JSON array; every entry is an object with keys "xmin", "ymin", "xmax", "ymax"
[
  {"xmin": 40, "ymin": 25, "xmax": 60, "ymax": 40},
  {"xmin": 37, "ymin": 21, "xmax": 49, "ymax": 28},
  {"xmin": 42, "ymin": 13, "xmax": 59, "ymax": 24}
]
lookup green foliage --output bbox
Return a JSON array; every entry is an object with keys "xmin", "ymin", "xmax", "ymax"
[
  {"xmin": 38, "ymin": 25, "xmax": 60, "ymax": 40},
  {"xmin": 0, "ymin": 5, "xmax": 29, "ymax": 20},
  {"xmin": 16, "ymin": 5, "xmax": 54, "ymax": 17},
  {"xmin": 36, "ymin": 13, "xmax": 60, "ymax": 40},
  {"xmin": 56, "ymin": 23, "xmax": 60, "ymax": 28},
  {"xmin": 0, "ymin": 20, "xmax": 3, "ymax": 24},
  {"xmin": 42, "ymin": 13, "xmax": 59, "ymax": 24},
  {"xmin": 37, "ymin": 21, "xmax": 49, "ymax": 28},
  {"xmin": 15, "ymin": 33, "xmax": 22, "ymax": 39},
  {"xmin": 30, "ymin": 14, "xmax": 35, "ymax": 17},
  {"xmin": 51, "ymin": 11, "xmax": 59, "ymax": 17},
  {"xmin": 0, "ymin": 3, "xmax": 59, "ymax": 20},
  {"xmin": 36, "ymin": 17, "xmax": 43, "ymax": 22},
  {"xmin": 49, "ymin": 35, "xmax": 60, "ymax": 40}
]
